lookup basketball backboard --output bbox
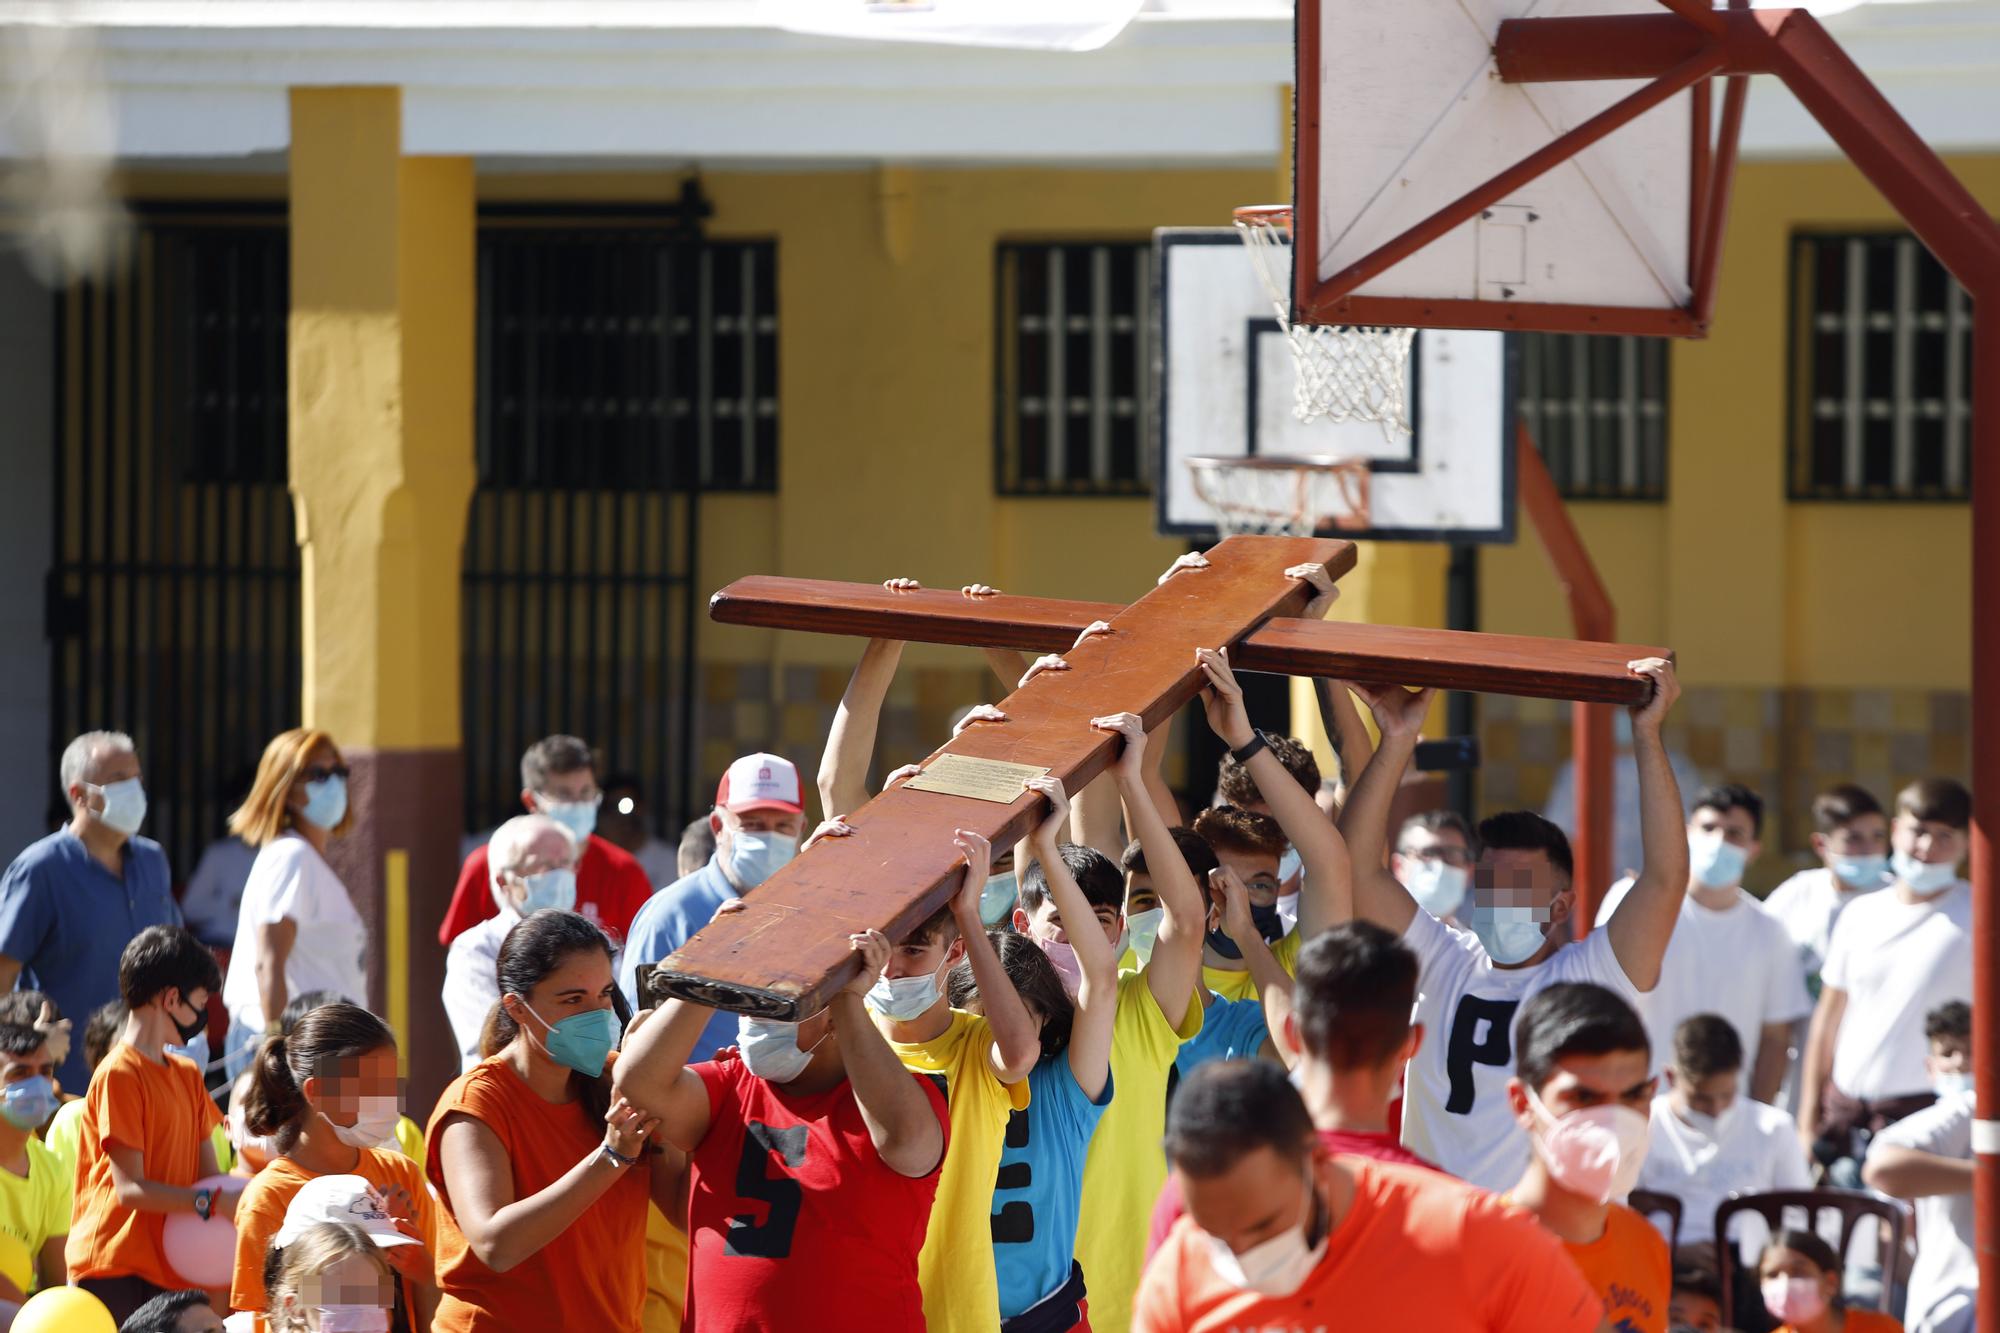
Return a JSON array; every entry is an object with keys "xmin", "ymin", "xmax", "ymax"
[
  {"xmin": 1293, "ymin": 0, "xmax": 1708, "ymax": 337},
  {"xmin": 1154, "ymin": 227, "xmax": 1516, "ymax": 544}
]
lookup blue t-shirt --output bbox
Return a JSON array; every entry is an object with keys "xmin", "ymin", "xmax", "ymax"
[
  {"xmin": 618, "ymin": 854, "xmax": 740, "ymax": 1062},
  {"xmin": 991, "ymin": 1054, "xmax": 1114, "ymax": 1319},
  {"xmin": 0, "ymin": 830, "xmax": 181, "ymax": 1090},
  {"xmin": 1175, "ymin": 993, "xmax": 1269, "ymax": 1079}
]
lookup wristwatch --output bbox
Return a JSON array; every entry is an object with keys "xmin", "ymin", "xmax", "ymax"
[
  {"xmin": 193, "ymin": 1187, "xmax": 214, "ymax": 1222},
  {"xmin": 1229, "ymin": 731, "xmax": 1269, "ymax": 765},
  {"xmin": 600, "ymin": 1142, "xmax": 638, "ymax": 1170}
]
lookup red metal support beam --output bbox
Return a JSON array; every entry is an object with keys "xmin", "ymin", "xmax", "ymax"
[{"xmin": 1693, "ymin": 72, "xmax": 1748, "ymax": 326}]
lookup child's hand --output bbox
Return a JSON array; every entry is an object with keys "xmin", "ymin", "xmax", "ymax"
[
  {"xmin": 1090, "ymin": 712, "xmax": 1148, "ymax": 782},
  {"xmin": 952, "ymin": 829, "xmax": 994, "ymax": 921},
  {"xmin": 1210, "ymin": 866, "xmax": 1258, "ymax": 948},
  {"xmin": 1022, "ymin": 775, "xmax": 1071, "ymax": 848}
]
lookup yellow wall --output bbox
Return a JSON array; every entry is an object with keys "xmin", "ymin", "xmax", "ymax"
[{"xmin": 1482, "ymin": 153, "xmax": 1988, "ymax": 694}]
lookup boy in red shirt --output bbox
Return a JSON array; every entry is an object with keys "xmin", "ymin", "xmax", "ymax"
[{"xmin": 1505, "ymin": 982, "xmax": 1671, "ymax": 1333}]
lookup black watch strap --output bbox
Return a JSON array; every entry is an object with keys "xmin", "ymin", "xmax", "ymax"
[{"xmin": 1229, "ymin": 731, "xmax": 1269, "ymax": 764}]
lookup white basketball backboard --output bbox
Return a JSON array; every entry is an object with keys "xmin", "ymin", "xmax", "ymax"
[
  {"xmin": 1294, "ymin": 0, "xmax": 1702, "ymax": 337},
  {"xmin": 1154, "ymin": 228, "xmax": 1516, "ymax": 544}
]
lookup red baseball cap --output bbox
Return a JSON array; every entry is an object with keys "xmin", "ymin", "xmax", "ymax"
[{"xmin": 715, "ymin": 752, "xmax": 804, "ymax": 815}]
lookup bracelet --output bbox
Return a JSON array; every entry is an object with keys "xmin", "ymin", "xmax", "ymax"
[
  {"xmin": 1229, "ymin": 731, "xmax": 1269, "ymax": 765},
  {"xmin": 599, "ymin": 1142, "xmax": 639, "ymax": 1170}
]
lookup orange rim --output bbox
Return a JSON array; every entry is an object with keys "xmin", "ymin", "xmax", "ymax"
[{"xmin": 1232, "ymin": 204, "xmax": 1293, "ymax": 234}]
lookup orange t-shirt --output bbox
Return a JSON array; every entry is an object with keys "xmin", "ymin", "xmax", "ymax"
[
  {"xmin": 1778, "ymin": 1314, "xmax": 1904, "ymax": 1333},
  {"xmin": 1132, "ymin": 1157, "xmax": 1603, "ymax": 1333},
  {"xmin": 424, "ymin": 1057, "xmax": 650, "ymax": 1333},
  {"xmin": 230, "ymin": 1146, "xmax": 440, "ymax": 1326},
  {"xmin": 1562, "ymin": 1202, "xmax": 1671, "ymax": 1333},
  {"xmin": 65, "ymin": 1044, "xmax": 224, "ymax": 1287}
]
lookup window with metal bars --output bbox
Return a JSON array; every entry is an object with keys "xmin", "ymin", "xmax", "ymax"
[
  {"xmin": 477, "ymin": 221, "xmax": 778, "ymax": 492},
  {"xmin": 1516, "ymin": 332, "xmax": 1669, "ymax": 499},
  {"xmin": 1791, "ymin": 232, "xmax": 1971, "ymax": 500},
  {"xmin": 995, "ymin": 241, "xmax": 1153, "ymax": 494}
]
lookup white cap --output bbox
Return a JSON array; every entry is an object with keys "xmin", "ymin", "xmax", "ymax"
[
  {"xmin": 715, "ymin": 752, "xmax": 804, "ymax": 816},
  {"xmin": 274, "ymin": 1175, "xmax": 422, "ymax": 1250}
]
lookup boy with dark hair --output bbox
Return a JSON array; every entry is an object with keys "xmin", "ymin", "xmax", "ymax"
[
  {"xmin": 1136, "ymin": 1061, "xmax": 1605, "ymax": 1332},
  {"xmin": 1596, "ymin": 781, "xmax": 1809, "ymax": 1101},
  {"xmin": 1393, "ymin": 809, "xmax": 1476, "ymax": 922},
  {"xmin": 1667, "ymin": 1266, "xmax": 1724, "ymax": 1333},
  {"xmin": 0, "ymin": 1021, "xmax": 68, "ymax": 1299},
  {"xmin": 1506, "ymin": 983, "xmax": 1669, "ymax": 1333},
  {"xmin": 1339, "ymin": 659, "xmax": 1684, "ymax": 1191},
  {"xmin": 1117, "ymin": 827, "xmax": 1217, "ymax": 970},
  {"xmin": 66, "ymin": 925, "xmax": 231, "ymax": 1325},
  {"xmin": 1799, "ymin": 776, "xmax": 1972, "ymax": 1171},
  {"xmin": 1766, "ymin": 783, "xmax": 1892, "ymax": 1001},
  {"xmin": 117, "ymin": 1288, "xmax": 225, "ymax": 1333}
]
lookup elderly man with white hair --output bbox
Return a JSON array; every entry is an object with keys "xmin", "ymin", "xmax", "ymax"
[
  {"xmin": 0, "ymin": 730, "xmax": 182, "ymax": 1091},
  {"xmin": 441, "ymin": 813, "xmax": 582, "ymax": 1072}
]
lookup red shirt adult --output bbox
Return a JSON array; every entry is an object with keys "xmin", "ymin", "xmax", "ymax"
[
  {"xmin": 1147, "ymin": 1127, "xmax": 1440, "ymax": 1260},
  {"xmin": 435, "ymin": 834, "xmax": 654, "ymax": 947},
  {"xmin": 685, "ymin": 1048, "xmax": 948, "ymax": 1333}
]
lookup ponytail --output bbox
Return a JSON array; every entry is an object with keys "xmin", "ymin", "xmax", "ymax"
[{"xmin": 241, "ymin": 1001, "xmax": 396, "ymax": 1152}]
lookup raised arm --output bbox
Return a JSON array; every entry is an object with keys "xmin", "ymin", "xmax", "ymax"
[
  {"xmin": 1314, "ymin": 679, "xmax": 1374, "ymax": 809},
  {"xmin": 818, "ymin": 630, "xmax": 906, "ymax": 823},
  {"xmin": 1094, "ymin": 711, "xmax": 1201, "ymax": 1030},
  {"xmin": 836, "ymin": 929, "xmax": 947, "ymax": 1178},
  {"xmin": 1022, "ymin": 775, "xmax": 1115, "ymax": 1101},
  {"xmin": 1213, "ymin": 865, "xmax": 1296, "ymax": 1049},
  {"xmin": 1335, "ymin": 684, "xmax": 1437, "ymax": 934},
  {"xmin": 1601, "ymin": 659, "xmax": 1686, "ymax": 992},
  {"xmin": 611, "ymin": 997, "xmax": 717, "ymax": 1153},
  {"xmin": 1195, "ymin": 646, "xmax": 1351, "ymax": 940},
  {"xmin": 955, "ymin": 828, "xmax": 1040, "ymax": 1084}
]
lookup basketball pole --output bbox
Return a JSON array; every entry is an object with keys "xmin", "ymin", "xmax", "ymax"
[{"xmin": 1493, "ymin": 5, "xmax": 2000, "ymax": 1318}]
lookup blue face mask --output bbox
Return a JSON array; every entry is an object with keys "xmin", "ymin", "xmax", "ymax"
[
  {"xmin": 518, "ymin": 1002, "xmax": 620, "ymax": 1078},
  {"xmin": 515, "ymin": 868, "xmax": 577, "ymax": 915},
  {"xmin": 1278, "ymin": 845, "xmax": 1303, "ymax": 885},
  {"xmin": 0, "ymin": 1076, "xmax": 57, "ymax": 1131},
  {"xmin": 1466, "ymin": 905, "xmax": 1549, "ymax": 965},
  {"xmin": 1688, "ymin": 833, "xmax": 1749, "ymax": 889},
  {"xmin": 726, "ymin": 829, "xmax": 798, "ymax": 890},
  {"xmin": 538, "ymin": 796, "xmax": 599, "ymax": 843},
  {"xmin": 300, "ymin": 775, "xmax": 348, "ymax": 830},
  {"xmin": 979, "ymin": 872, "xmax": 1019, "ymax": 927},
  {"xmin": 1829, "ymin": 853, "xmax": 1889, "ymax": 888},
  {"xmin": 1894, "ymin": 849, "xmax": 1959, "ymax": 895},
  {"xmin": 1125, "ymin": 907, "xmax": 1164, "ymax": 966}
]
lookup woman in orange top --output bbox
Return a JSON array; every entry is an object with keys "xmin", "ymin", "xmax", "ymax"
[
  {"xmin": 1760, "ymin": 1229, "xmax": 1904, "ymax": 1333},
  {"xmin": 230, "ymin": 1001, "xmax": 439, "ymax": 1331},
  {"xmin": 426, "ymin": 909, "xmax": 675, "ymax": 1332}
]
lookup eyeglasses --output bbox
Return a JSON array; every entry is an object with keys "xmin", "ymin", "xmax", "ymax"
[{"xmin": 303, "ymin": 764, "xmax": 351, "ymax": 783}]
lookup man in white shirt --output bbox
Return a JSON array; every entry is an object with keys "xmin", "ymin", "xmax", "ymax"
[
  {"xmin": 1636, "ymin": 1013, "xmax": 1809, "ymax": 1272},
  {"xmin": 1797, "ymin": 778, "xmax": 1972, "ymax": 1171},
  {"xmin": 1763, "ymin": 783, "xmax": 1892, "ymax": 998},
  {"xmin": 441, "ymin": 813, "xmax": 580, "ymax": 1071},
  {"xmin": 1863, "ymin": 1001, "xmax": 1975, "ymax": 1333},
  {"xmin": 1340, "ymin": 658, "xmax": 1685, "ymax": 1190},
  {"xmin": 1595, "ymin": 784, "xmax": 1810, "ymax": 1102}
]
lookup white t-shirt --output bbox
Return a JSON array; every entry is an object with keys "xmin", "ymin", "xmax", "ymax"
[
  {"xmin": 1821, "ymin": 880, "xmax": 1972, "ymax": 1100},
  {"xmin": 443, "ymin": 909, "xmax": 519, "ymax": 1073},
  {"xmin": 1400, "ymin": 909, "xmax": 1647, "ymax": 1190},
  {"xmin": 1636, "ymin": 1093, "xmax": 1810, "ymax": 1248},
  {"xmin": 1596, "ymin": 880, "xmax": 1811, "ymax": 1078},
  {"xmin": 1868, "ymin": 1090, "xmax": 1975, "ymax": 1333},
  {"xmin": 1763, "ymin": 865, "xmax": 1891, "ymax": 991},
  {"xmin": 222, "ymin": 832, "xmax": 369, "ymax": 1032}
]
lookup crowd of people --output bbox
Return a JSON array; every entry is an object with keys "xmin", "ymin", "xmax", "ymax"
[{"xmin": 0, "ymin": 563, "xmax": 1979, "ymax": 1333}]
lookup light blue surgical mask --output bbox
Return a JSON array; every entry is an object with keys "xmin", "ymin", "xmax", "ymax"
[
  {"xmin": 1466, "ymin": 905, "xmax": 1548, "ymax": 965},
  {"xmin": 726, "ymin": 829, "xmax": 798, "ymax": 890},
  {"xmin": 0, "ymin": 1076, "xmax": 57, "ymax": 1131},
  {"xmin": 1688, "ymin": 833, "xmax": 1748, "ymax": 890},
  {"xmin": 1829, "ymin": 853, "xmax": 1889, "ymax": 888},
  {"xmin": 1893, "ymin": 849, "xmax": 1958, "ymax": 895},
  {"xmin": 979, "ymin": 872, "xmax": 1020, "ymax": 927},
  {"xmin": 164, "ymin": 1028, "xmax": 211, "ymax": 1074},
  {"xmin": 88, "ymin": 777, "xmax": 147, "ymax": 836},
  {"xmin": 1403, "ymin": 861, "xmax": 1469, "ymax": 919},
  {"xmin": 300, "ymin": 775, "xmax": 348, "ymax": 830},
  {"xmin": 866, "ymin": 964, "xmax": 943, "ymax": 1022},
  {"xmin": 516, "ymin": 868, "xmax": 577, "ymax": 915},
  {"xmin": 538, "ymin": 794, "xmax": 600, "ymax": 843},
  {"xmin": 1934, "ymin": 1070, "xmax": 1974, "ymax": 1099},
  {"xmin": 1278, "ymin": 845, "xmax": 1303, "ymax": 885},
  {"xmin": 1125, "ymin": 907, "xmax": 1164, "ymax": 966},
  {"xmin": 738, "ymin": 1015, "xmax": 827, "ymax": 1084},
  {"xmin": 517, "ymin": 1001, "xmax": 620, "ymax": 1078}
]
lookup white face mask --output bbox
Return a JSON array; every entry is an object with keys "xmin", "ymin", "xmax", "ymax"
[
  {"xmin": 326, "ymin": 1094, "xmax": 402, "ymax": 1151},
  {"xmin": 1527, "ymin": 1086, "xmax": 1651, "ymax": 1204},
  {"xmin": 1203, "ymin": 1174, "xmax": 1328, "ymax": 1298},
  {"xmin": 737, "ymin": 1015, "xmax": 828, "ymax": 1084},
  {"xmin": 1277, "ymin": 845, "xmax": 1303, "ymax": 886},
  {"xmin": 1893, "ymin": 848, "xmax": 1958, "ymax": 894},
  {"xmin": 1677, "ymin": 1098, "xmax": 1738, "ymax": 1142},
  {"xmin": 1125, "ymin": 907, "xmax": 1164, "ymax": 966},
  {"xmin": 87, "ymin": 777, "xmax": 148, "ymax": 836},
  {"xmin": 1402, "ymin": 860, "xmax": 1469, "ymax": 918},
  {"xmin": 866, "ymin": 963, "xmax": 944, "ymax": 1022}
]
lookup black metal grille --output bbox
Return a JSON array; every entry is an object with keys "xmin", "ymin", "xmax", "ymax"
[
  {"xmin": 463, "ymin": 203, "xmax": 752, "ymax": 837},
  {"xmin": 48, "ymin": 208, "xmax": 300, "ymax": 878},
  {"xmin": 1517, "ymin": 332, "xmax": 1669, "ymax": 499}
]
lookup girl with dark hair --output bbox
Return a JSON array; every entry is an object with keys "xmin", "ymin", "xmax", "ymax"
[
  {"xmin": 948, "ymin": 777, "xmax": 1117, "ymax": 1333},
  {"xmin": 426, "ymin": 909, "xmax": 673, "ymax": 1332},
  {"xmin": 1760, "ymin": 1229, "xmax": 1903, "ymax": 1333},
  {"xmin": 228, "ymin": 1002, "xmax": 439, "ymax": 1332}
]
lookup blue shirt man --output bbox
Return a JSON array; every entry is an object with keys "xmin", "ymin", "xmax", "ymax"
[
  {"xmin": 0, "ymin": 732, "xmax": 182, "ymax": 1091},
  {"xmin": 1175, "ymin": 991, "xmax": 1271, "ymax": 1078},
  {"xmin": 619, "ymin": 751, "xmax": 806, "ymax": 1062}
]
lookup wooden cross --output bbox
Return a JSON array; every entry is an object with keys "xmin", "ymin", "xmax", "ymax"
[{"xmin": 654, "ymin": 535, "xmax": 1669, "ymax": 1020}]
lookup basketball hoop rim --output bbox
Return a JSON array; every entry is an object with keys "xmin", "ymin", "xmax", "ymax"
[
  {"xmin": 1232, "ymin": 204, "xmax": 1293, "ymax": 233},
  {"xmin": 1184, "ymin": 452, "xmax": 1366, "ymax": 475}
]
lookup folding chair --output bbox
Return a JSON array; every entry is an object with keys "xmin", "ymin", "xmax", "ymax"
[
  {"xmin": 1714, "ymin": 1188, "xmax": 1913, "ymax": 1317},
  {"xmin": 1627, "ymin": 1188, "xmax": 1683, "ymax": 1253}
]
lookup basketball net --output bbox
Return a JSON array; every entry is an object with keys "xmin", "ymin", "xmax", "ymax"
[
  {"xmin": 1234, "ymin": 205, "xmax": 1415, "ymax": 439},
  {"xmin": 1185, "ymin": 455, "xmax": 1371, "ymax": 538}
]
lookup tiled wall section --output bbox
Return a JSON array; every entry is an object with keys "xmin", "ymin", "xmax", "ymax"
[{"xmin": 1478, "ymin": 686, "xmax": 1972, "ymax": 883}]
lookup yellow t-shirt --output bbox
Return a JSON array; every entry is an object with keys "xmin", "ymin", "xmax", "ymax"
[
  {"xmin": 1075, "ymin": 967, "xmax": 1205, "ymax": 1333},
  {"xmin": 39, "ymin": 1100, "xmax": 84, "ymax": 1181},
  {"xmin": 883, "ymin": 1008, "xmax": 1031, "ymax": 1333},
  {"xmin": 0, "ymin": 1139, "xmax": 69, "ymax": 1294},
  {"xmin": 392, "ymin": 1114, "xmax": 425, "ymax": 1163},
  {"xmin": 1200, "ymin": 930, "xmax": 1303, "ymax": 1003}
]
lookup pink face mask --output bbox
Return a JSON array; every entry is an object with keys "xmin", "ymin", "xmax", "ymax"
[
  {"xmin": 1763, "ymin": 1274, "xmax": 1828, "ymax": 1324},
  {"xmin": 1038, "ymin": 938, "xmax": 1083, "ymax": 999},
  {"xmin": 1526, "ymin": 1087, "xmax": 1651, "ymax": 1204}
]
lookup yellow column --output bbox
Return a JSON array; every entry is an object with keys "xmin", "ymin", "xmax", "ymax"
[{"xmin": 289, "ymin": 86, "xmax": 475, "ymax": 1105}]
